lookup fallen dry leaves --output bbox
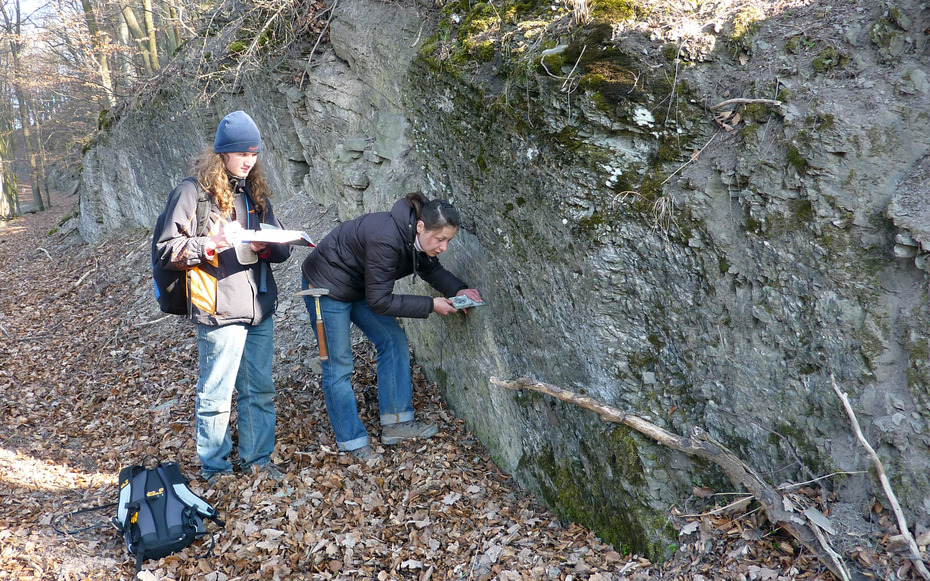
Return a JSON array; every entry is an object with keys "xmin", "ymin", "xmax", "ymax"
[{"xmin": 0, "ymin": 193, "xmax": 918, "ymax": 580}]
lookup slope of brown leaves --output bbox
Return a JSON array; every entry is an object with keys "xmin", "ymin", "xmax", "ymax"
[{"xmin": 1, "ymin": 192, "xmax": 903, "ymax": 580}]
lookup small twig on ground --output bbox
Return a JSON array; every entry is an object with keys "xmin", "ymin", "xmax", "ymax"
[
  {"xmin": 675, "ymin": 494, "xmax": 755, "ymax": 518},
  {"xmin": 409, "ymin": 21, "xmax": 425, "ymax": 48},
  {"xmin": 711, "ymin": 98, "xmax": 782, "ymax": 110},
  {"xmin": 777, "ymin": 471, "xmax": 867, "ymax": 491},
  {"xmin": 830, "ymin": 374, "xmax": 930, "ymax": 581},
  {"xmin": 133, "ymin": 315, "xmax": 175, "ymax": 328},
  {"xmin": 35, "ymin": 247, "xmax": 52, "ymax": 260},
  {"xmin": 664, "ymin": 42, "xmax": 682, "ymax": 125},
  {"xmin": 811, "ymin": 522, "xmax": 852, "ymax": 581},
  {"xmin": 72, "ymin": 269, "xmax": 96, "ymax": 289},
  {"xmin": 559, "ymin": 46, "xmax": 585, "ymax": 90},
  {"xmin": 95, "ymin": 327, "xmax": 122, "ymax": 366}
]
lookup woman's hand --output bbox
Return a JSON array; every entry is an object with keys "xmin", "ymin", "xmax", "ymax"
[
  {"xmin": 204, "ymin": 221, "xmax": 243, "ymax": 258},
  {"xmin": 210, "ymin": 220, "xmax": 242, "ymax": 250},
  {"xmin": 433, "ymin": 297, "xmax": 457, "ymax": 316},
  {"xmin": 456, "ymin": 288, "xmax": 483, "ymax": 302}
]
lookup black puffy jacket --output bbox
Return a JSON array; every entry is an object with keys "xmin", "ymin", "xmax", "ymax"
[{"xmin": 301, "ymin": 198, "xmax": 467, "ymax": 319}]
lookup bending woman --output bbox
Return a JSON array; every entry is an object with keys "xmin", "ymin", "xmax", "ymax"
[{"xmin": 300, "ymin": 193, "xmax": 482, "ymax": 461}]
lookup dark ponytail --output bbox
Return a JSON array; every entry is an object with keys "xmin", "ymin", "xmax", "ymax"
[{"xmin": 404, "ymin": 192, "xmax": 460, "ymax": 232}]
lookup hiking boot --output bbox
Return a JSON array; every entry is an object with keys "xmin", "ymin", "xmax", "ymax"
[
  {"xmin": 205, "ymin": 471, "xmax": 233, "ymax": 487},
  {"xmin": 381, "ymin": 420, "xmax": 438, "ymax": 445},
  {"xmin": 348, "ymin": 445, "xmax": 384, "ymax": 463}
]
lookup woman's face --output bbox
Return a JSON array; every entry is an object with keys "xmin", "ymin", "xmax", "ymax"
[
  {"xmin": 416, "ymin": 223, "xmax": 458, "ymax": 257},
  {"xmin": 223, "ymin": 152, "xmax": 258, "ymax": 177}
]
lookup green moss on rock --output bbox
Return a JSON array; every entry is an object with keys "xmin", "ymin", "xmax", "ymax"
[
  {"xmin": 730, "ymin": 5, "xmax": 764, "ymax": 40},
  {"xmin": 786, "ymin": 144, "xmax": 808, "ymax": 174},
  {"xmin": 811, "ymin": 46, "xmax": 848, "ymax": 73},
  {"xmin": 519, "ymin": 428, "xmax": 677, "ymax": 559},
  {"xmin": 591, "ymin": 0, "xmax": 644, "ymax": 22}
]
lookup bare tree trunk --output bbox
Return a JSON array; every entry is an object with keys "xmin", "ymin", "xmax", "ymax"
[
  {"xmin": 0, "ymin": 20, "xmax": 18, "ymax": 217},
  {"xmin": 118, "ymin": 0, "xmax": 154, "ymax": 76},
  {"xmin": 116, "ymin": 16, "xmax": 136, "ymax": 89},
  {"xmin": 142, "ymin": 0, "xmax": 160, "ymax": 70},
  {"xmin": 166, "ymin": 4, "xmax": 181, "ymax": 55},
  {"xmin": 32, "ymin": 108, "xmax": 51, "ymax": 208},
  {"xmin": 1, "ymin": 0, "xmax": 44, "ymax": 211},
  {"xmin": 79, "ymin": 0, "xmax": 116, "ymax": 108},
  {"xmin": 0, "ymin": 122, "xmax": 21, "ymax": 216},
  {"xmin": 0, "ymin": 150, "xmax": 13, "ymax": 219},
  {"xmin": 16, "ymin": 97, "xmax": 44, "ymax": 210}
]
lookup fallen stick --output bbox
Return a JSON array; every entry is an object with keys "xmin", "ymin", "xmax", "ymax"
[
  {"xmin": 490, "ymin": 375, "xmax": 863, "ymax": 581},
  {"xmin": 72, "ymin": 270, "xmax": 93, "ymax": 288},
  {"xmin": 711, "ymin": 97, "xmax": 782, "ymax": 110},
  {"xmin": 830, "ymin": 374, "xmax": 930, "ymax": 581},
  {"xmin": 133, "ymin": 315, "xmax": 174, "ymax": 328}
]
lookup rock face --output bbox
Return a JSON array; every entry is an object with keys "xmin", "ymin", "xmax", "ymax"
[{"xmin": 78, "ymin": 0, "xmax": 930, "ymax": 558}]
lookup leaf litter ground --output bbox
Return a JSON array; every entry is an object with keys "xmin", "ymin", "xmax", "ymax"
[{"xmin": 0, "ymin": 193, "xmax": 905, "ymax": 580}]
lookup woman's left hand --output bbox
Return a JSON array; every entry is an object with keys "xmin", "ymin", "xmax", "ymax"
[{"xmin": 456, "ymin": 288, "xmax": 482, "ymax": 302}]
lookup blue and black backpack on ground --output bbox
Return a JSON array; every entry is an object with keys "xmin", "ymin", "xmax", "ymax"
[
  {"xmin": 112, "ymin": 459, "xmax": 224, "ymax": 574},
  {"xmin": 151, "ymin": 180, "xmax": 212, "ymax": 316}
]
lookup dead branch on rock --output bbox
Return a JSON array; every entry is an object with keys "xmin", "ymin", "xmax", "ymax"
[
  {"xmin": 490, "ymin": 375, "xmax": 864, "ymax": 581},
  {"xmin": 299, "ymin": 0, "xmax": 338, "ymax": 88},
  {"xmin": 711, "ymin": 97, "xmax": 782, "ymax": 110},
  {"xmin": 830, "ymin": 374, "xmax": 930, "ymax": 581},
  {"xmin": 659, "ymin": 131, "xmax": 718, "ymax": 186}
]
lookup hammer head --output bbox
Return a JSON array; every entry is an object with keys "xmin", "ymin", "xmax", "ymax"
[{"xmin": 295, "ymin": 288, "xmax": 330, "ymax": 298}]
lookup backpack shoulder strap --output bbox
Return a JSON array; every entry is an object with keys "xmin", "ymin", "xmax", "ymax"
[
  {"xmin": 161, "ymin": 462, "xmax": 225, "ymax": 526},
  {"xmin": 184, "ymin": 178, "xmax": 213, "ymax": 238},
  {"xmin": 114, "ymin": 465, "xmax": 143, "ymax": 530}
]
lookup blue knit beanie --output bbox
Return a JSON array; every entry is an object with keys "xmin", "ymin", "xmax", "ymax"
[{"xmin": 214, "ymin": 111, "xmax": 262, "ymax": 153}]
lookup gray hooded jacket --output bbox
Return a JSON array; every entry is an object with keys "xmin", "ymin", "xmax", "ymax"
[{"xmin": 154, "ymin": 177, "xmax": 291, "ymax": 326}]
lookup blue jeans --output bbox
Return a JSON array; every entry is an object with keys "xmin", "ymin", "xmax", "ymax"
[
  {"xmin": 301, "ymin": 276, "xmax": 413, "ymax": 451},
  {"xmin": 195, "ymin": 316, "xmax": 276, "ymax": 477}
]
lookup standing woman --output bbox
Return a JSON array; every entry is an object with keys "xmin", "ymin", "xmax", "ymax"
[
  {"xmin": 154, "ymin": 111, "xmax": 291, "ymax": 483},
  {"xmin": 301, "ymin": 193, "xmax": 482, "ymax": 461}
]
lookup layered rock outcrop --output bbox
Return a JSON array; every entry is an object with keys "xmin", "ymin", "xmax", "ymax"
[{"xmin": 78, "ymin": 0, "xmax": 930, "ymax": 558}]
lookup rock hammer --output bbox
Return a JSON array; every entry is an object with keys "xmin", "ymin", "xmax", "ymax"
[{"xmin": 296, "ymin": 288, "xmax": 330, "ymax": 361}]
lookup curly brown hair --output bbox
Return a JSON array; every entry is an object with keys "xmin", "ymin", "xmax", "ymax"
[{"xmin": 191, "ymin": 146, "xmax": 272, "ymax": 216}]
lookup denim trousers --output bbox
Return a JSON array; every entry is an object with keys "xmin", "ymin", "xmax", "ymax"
[
  {"xmin": 301, "ymin": 277, "xmax": 414, "ymax": 451},
  {"xmin": 195, "ymin": 316, "xmax": 276, "ymax": 477}
]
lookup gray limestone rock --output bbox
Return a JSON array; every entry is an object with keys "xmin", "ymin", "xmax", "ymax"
[{"xmin": 76, "ymin": 0, "xmax": 930, "ymax": 560}]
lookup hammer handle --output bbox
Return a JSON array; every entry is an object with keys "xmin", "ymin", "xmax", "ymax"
[
  {"xmin": 314, "ymin": 297, "xmax": 328, "ymax": 361},
  {"xmin": 316, "ymin": 318, "xmax": 328, "ymax": 361}
]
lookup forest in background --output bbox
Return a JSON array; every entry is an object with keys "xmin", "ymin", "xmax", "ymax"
[{"xmin": 0, "ymin": 0, "xmax": 324, "ymax": 216}]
